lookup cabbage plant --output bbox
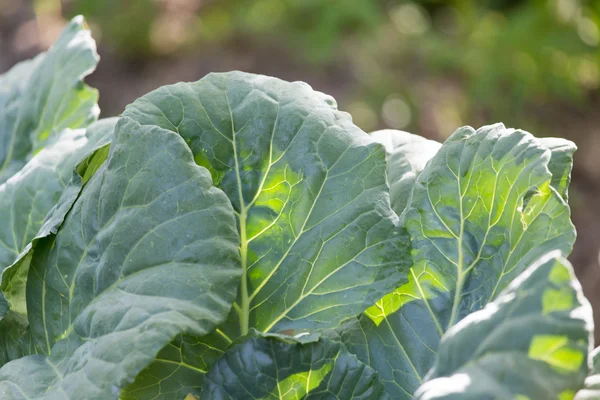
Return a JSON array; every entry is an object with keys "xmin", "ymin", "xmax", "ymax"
[{"xmin": 0, "ymin": 17, "xmax": 596, "ymax": 400}]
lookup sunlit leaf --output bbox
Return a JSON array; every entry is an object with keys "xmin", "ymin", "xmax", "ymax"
[
  {"xmin": 338, "ymin": 124, "xmax": 576, "ymax": 397},
  {"xmin": 415, "ymin": 252, "xmax": 592, "ymax": 399}
]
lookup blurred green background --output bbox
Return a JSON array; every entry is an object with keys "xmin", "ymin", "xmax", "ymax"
[{"xmin": 2, "ymin": 0, "xmax": 600, "ymax": 331}]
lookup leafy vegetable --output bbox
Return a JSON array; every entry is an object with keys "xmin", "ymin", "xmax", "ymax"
[
  {"xmin": 0, "ymin": 16, "xmax": 99, "ymax": 185},
  {"xmin": 0, "ymin": 118, "xmax": 241, "ymax": 398},
  {"xmin": 336, "ymin": 124, "xmax": 577, "ymax": 397},
  {"xmin": 202, "ymin": 331, "xmax": 386, "ymax": 400},
  {"xmin": 121, "ymin": 71, "xmax": 411, "ymax": 397},
  {"xmin": 415, "ymin": 251, "xmax": 592, "ymax": 400},
  {"xmin": 125, "ymin": 72, "xmax": 410, "ymax": 333},
  {"xmin": 0, "ymin": 119, "xmax": 116, "ymax": 314},
  {"xmin": 0, "ymin": 16, "xmax": 104, "ymax": 318},
  {"xmin": 0, "ymin": 16, "xmax": 594, "ymax": 400}
]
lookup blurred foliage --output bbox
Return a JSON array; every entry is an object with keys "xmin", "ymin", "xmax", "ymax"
[{"xmin": 54, "ymin": 0, "xmax": 600, "ymax": 136}]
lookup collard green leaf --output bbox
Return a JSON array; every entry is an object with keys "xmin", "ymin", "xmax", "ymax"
[
  {"xmin": 406, "ymin": 123, "xmax": 575, "ymax": 327},
  {"xmin": 539, "ymin": 137, "xmax": 577, "ymax": 201},
  {"xmin": 0, "ymin": 15, "xmax": 99, "ymax": 184},
  {"xmin": 338, "ymin": 123, "xmax": 577, "ymax": 398},
  {"xmin": 575, "ymin": 348, "xmax": 600, "ymax": 400},
  {"xmin": 0, "ymin": 119, "xmax": 117, "ymax": 311},
  {"xmin": 121, "ymin": 71, "xmax": 411, "ymax": 396},
  {"xmin": 0, "ymin": 117, "xmax": 241, "ymax": 399},
  {"xmin": 201, "ymin": 330, "xmax": 387, "ymax": 400},
  {"xmin": 124, "ymin": 72, "xmax": 409, "ymax": 336},
  {"xmin": 414, "ymin": 252, "xmax": 593, "ymax": 400},
  {"xmin": 370, "ymin": 129, "xmax": 441, "ymax": 216}
]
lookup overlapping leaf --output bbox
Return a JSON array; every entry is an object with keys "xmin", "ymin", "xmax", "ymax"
[
  {"xmin": 0, "ymin": 118, "xmax": 241, "ymax": 399},
  {"xmin": 539, "ymin": 137, "xmax": 577, "ymax": 201},
  {"xmin": 338, "ymin": 124, "xmax": 577, "ymax": 397},
  {"xmin": 370, "ymin": 129, "xmax": 441, "ymax": 216},
  {"xmin": 0, "ymin": 16, "xmax": 99, "ymax": 184},
  {"xmin": 0, "ymin": 120, "xmax": 114, "ymax": 369},
  {"xmin": 0, "ymin": 119, "xmax": 117, "ymax": 314},
  {"xmin": 202, "ymin": 331, "xmax": 387, "ymax": 400},
  {"xmin": 415, "ymin": 252, "xmax": 593, "ymax": 399},
  {"xmin": 122, "ymin": 72, "xmax": 411, "ymax": 396}
]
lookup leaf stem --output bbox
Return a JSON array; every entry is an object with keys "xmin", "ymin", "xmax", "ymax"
[
  {"xmin": 447, "ymin": 172, "xmax": 466, "ymax": 329},
  {"xmin": 239, "ymin": 208, "xmax": 250, "ymax": 336},
  {"xmin": 447, "ymin": 269, "xmax": 462, "ymax": 329},
  {"xmin": 227, "ymin": 86, "xmax": 250, "ymax": 337}
]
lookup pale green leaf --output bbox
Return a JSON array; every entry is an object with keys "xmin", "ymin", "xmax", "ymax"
[
  {"xmin": 0, "ymin": 117, "xmax": 241, "ymax": 399},
  {"xmin": 370, "ymin": 129, "xmax": 441, "ymax": 216},
  {"xmin": 415, "ymin": 252, "xmax": 592, "ymax": 400},
  {"xmin": 539, "ymin": 137, "xmax": 577, "ymax": 201},
  {"xmin": 0, "ymin": 15, "xmax": 99, "ymax": 184}
]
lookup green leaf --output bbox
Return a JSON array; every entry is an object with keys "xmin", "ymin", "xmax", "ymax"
[
  {"xmin": 539, "ymin": 137, "xmax": 577, "ymax": 201},
  {"xmin": 0, "ymin": 118, "xmax": 117, "ymax": 316},
  {"xmin": 338, "ymin": 124, "xmax": 576, "ymax": 398},
  {"xmin": 122, "ymin": 71, "xmax": 411, "ymax": 395},
  {"xmin": 125, "ymin": 72, "xmax": 408, "ymax": 335},
  {"xmin": 121, "ymin": 332, "xmax": 230, "ymax": 400},
  {"xmin": 201, "ymin": 330, "xmax": 388, "ymax": 399},
  {"xmin": 0, "ymin": 15, "xmax": 99, "ymax": 184},
  {"xmin": 414, "ymin": 252, "xmax": 593, "ymax": 400},
  {"xmin": 0, "ymin": 117, "xmax": 241, "ymax": 399},
  {"xmin": 370, "ymin": 129, "xmax": 441, "ymax": 216},
  {"xmin": 575, "ymin": 348, "xmax": 600, "ymax": 400}
]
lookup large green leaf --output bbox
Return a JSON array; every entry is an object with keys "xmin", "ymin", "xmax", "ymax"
[
  {"xmin": 0, "ymin": 117, "xmax": 241, "ymax": 399},
  {"xmin": 125, "ymin": 72, "xmax": 408, "ymax": 334},
  {"xmin": 538, "ymin": 137, "xmax": 577, "ymax": 201},
  {"xmin": 0, "ymin": 120, "xmax": 115, "ymax": 370},
  {"xmin": 0, "ymin": 15, "xmax": 99, "ymax": 184},
  {"xmin": 201, "ymin": 331, "xmax": 387, "ymax": 400},
  {"xmin": 122, "ymin": 72, "xmax": 411, "ymax": 395},
  {"xmin": 0, "ymin": 119, "xmax": 117, "ymax": 313},
  {"xmin": 414, "ymin": 252, "xmax": 593, "ymax": 400},
  {"xmin": 575, "ymin": 348, "xmax": 600, "ymax": 400},
  {"xmin": 337, "ymin": 124, "xmax": 576, "ymax": 397},
  {"xmin": 370, "ymin": 129, "xmax": 441, "ymax": 216}
]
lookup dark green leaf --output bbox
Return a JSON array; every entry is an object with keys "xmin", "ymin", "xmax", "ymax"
[
  {"xmin": 0, "ymin": 119, "xmax": 117, "ymax": 317},
  {"xmin": 202, "ymin": 330, "xmax": 388, "ymax": 400},
  {"xmin": 0, "ymin": 117, "xmax": 241, "ymax": 399}
]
